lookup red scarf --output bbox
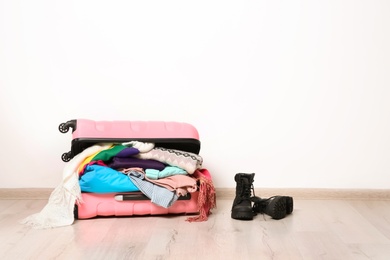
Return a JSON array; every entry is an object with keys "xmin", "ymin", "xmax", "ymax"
[{"xmin": 186, "ymin": 168, "xmax": 217, "ymax": 222}]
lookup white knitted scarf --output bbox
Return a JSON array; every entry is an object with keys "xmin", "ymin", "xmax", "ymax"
[{"xmin": 21, "ymin": 143, "xmax": 112, "ymax": 229}]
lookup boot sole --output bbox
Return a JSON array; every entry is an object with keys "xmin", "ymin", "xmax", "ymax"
[
  {"xmin": 251, "ymin": 196, "xmax": 293, "ymax": 220},
  {"xmin": 266, "ymin": 196, "xmax": 288, "ymax": 220},
  {"xmin": 252, "ymin": 196, "xmax": 294, "ymax": 219},
  {"xmin": 231, "ymin": 209, "xmax": 254, "ymax": 220}
]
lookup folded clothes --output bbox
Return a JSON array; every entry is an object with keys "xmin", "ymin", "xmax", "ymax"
[
  {"xmin": 137, "ymin": 147, "xmax": 203, "ymax": 174},
  {"xmin": 122, "ymin": 141, "xmax": 154, "ymax": 153},
  {"xmin": 80, "ymin": 165, "xmax": 139, "ymax": 193},
  {"xmin": 145, "ymin": 166, "xmax": 187, "ymax": 180},
  {"xmin": 115, "ymin": 147, "xmax": 140, "ymax": 157},
  {"xmin": 107, "ymin": 157, "xmax": 166, "ymax": 170},
  {"xmin": 145, "ymin": 174, "xmax": 197, "ymax": 196},
  {"xmin": 127, "ymin": 170, "xmax": 178, "ymax": 208}
]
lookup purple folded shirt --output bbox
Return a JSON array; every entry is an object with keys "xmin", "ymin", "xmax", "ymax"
[
  {"xmin": 115, "ymin": 147, "xmax": 140, "ymax": 157},
  {"xmin": 108, "ymin": 157, "xmax": 166, "ymax": 170}
]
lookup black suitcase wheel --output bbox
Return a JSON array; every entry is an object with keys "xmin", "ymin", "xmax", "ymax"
[
  {"xmin": 58, "ymin": 120, "xmax": 77, "ymax": 133},
  {"xmin": 58, "ymin": 123, "xmax": 69, "ymax": 133},
  {"xmin": 61, "ymin": 152, "xmax": 72, "ymax": 162}
]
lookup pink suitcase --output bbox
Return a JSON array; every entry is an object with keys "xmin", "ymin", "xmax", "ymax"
[{"xmin": 58, "ymin": 119, "xmax": 208, "ymax": 220}]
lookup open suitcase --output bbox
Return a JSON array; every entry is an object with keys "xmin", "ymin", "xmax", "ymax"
[{"xmin": 59, "ymin": 119, "xmax": 214, "ymax": 221}]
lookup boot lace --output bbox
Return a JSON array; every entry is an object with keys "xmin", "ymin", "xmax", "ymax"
[
  {"xmin": 243, "ymin": 183, "xmax": 254, "ymax": 199},
  {"xmin": 251, "ymin": 194, "xmax": 269, "ymax": 214}
]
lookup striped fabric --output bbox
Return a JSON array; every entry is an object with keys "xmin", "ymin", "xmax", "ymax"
[
  {"xmin": 127, "ymin": 170, "xmax": 178, "ymax": 208},
  {"xmin": 137, "ymin": 147, "xmax": 203, "ymax": 174}
]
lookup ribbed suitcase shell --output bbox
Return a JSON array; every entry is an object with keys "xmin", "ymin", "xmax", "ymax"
[
  {"xmin": 76, "ymin": 192, "xmax": 199, "ymax": 219},
  {"xmin": 59, "ymin": 119, "xmax": 201, "ymax": 162}
]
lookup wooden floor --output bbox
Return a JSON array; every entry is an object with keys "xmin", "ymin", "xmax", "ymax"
[{"xmin": 1, "ymin": 198, "xmax": 390, "ymax": 260}]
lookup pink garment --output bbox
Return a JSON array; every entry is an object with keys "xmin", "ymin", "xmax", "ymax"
[
  {"xmin": 119, "ymin": 167, "xmax": 144, "ymax": 174},
  {"xmin": 145, "ymin": 175, "xmax": 197, "ymax": 196}
]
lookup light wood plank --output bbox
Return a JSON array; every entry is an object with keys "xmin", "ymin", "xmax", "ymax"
[{"xmin": 1, "ymin": 199, "xmax": 390, "ymax": 259}]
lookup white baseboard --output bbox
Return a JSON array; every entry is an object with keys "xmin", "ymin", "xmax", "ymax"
[
  {"xmin": 217, "ymin": 188, "xmax": 390, "ymax": 200},
  {"xmin": 1, "ymin": 188, "xmax": 389, "ymax": 200}
]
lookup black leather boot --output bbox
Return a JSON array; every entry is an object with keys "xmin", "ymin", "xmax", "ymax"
[
  {"xmin": 231, "ymin": 173, "xmax": 256, "ymax": 220},
  {"xmin": 252, "ymin": 195, "xmax": 294, "ymax": 220}
]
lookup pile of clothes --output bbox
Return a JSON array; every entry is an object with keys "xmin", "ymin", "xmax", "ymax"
[{"xmin": 78, "ymin": 141, "xmax": 204, "ymax": 208}]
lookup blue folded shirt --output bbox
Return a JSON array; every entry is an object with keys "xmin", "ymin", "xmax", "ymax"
[{"xmin": 79, "ymin": 165, "xmax": 139, "ymax": 193}]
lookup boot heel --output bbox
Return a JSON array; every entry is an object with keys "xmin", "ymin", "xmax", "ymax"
[
  {"xmin": 266, "ymin": 196, "xmax": 287, "ymax": 220},
  {"xmin": 285, "ymin": 196, "xmax": 294, "ymax": 215}
]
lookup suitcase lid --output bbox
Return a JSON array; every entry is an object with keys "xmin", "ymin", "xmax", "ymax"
[{"xmin": 59, "ymin": 119, "xmax": 201, "ymax": 162}]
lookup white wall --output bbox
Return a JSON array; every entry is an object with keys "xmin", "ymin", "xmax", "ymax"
[{"xmin": 1, "ymin": 0, "xmax": 389, "ymax": 189}]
